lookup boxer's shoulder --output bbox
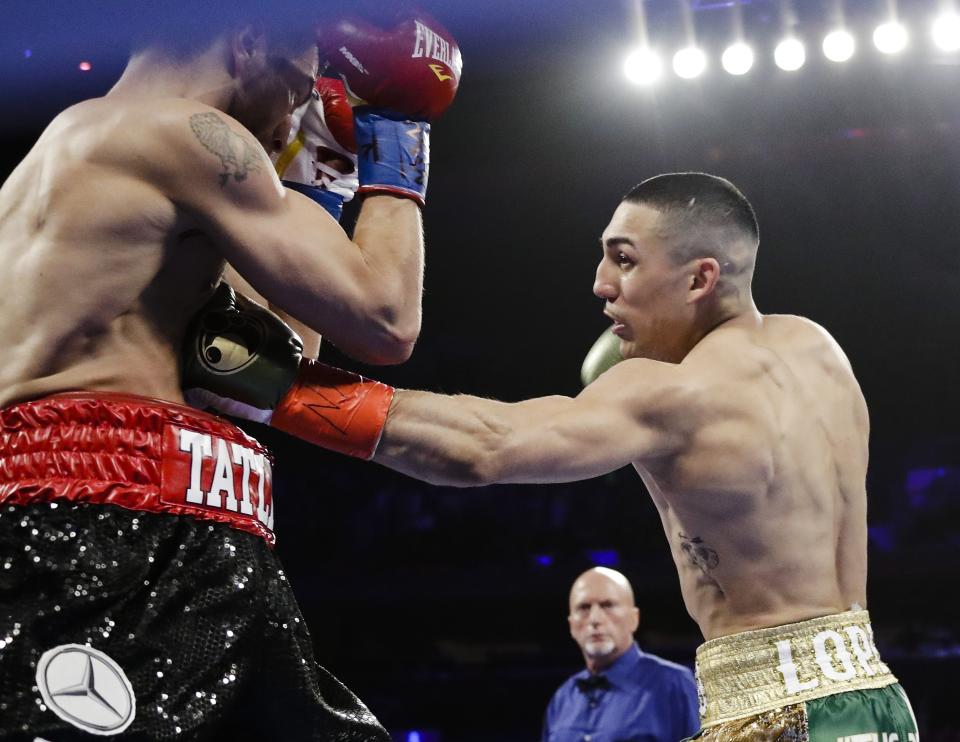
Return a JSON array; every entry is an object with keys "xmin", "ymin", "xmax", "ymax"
[{"xmin": 55, "ymin": 98, "xmax": 272, "ymax": 198}]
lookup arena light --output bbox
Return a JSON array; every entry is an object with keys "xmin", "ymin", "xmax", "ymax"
[
  {"xmin": 823, "ymin": 29, "xmax": 856, "ymax": 63},
  {"xmin": 721, "ymin": 42, "xmax": 754, "ymax": 76},
  {"xmin": 673, "ymin": 46, "xmax": 707, "ymax": 79},
  {"xmin": 624, "ymin": 47, "xmax": 663, "ymax": 85},
  {"xmin": 873, "ymin": 21, "xmax": 908, "ymax": 54},
  {"xmin": 932, "ymin": 13, "xmax": 960, "ymax": 52},
  {"xmin": 78, "ymin": 60, "xmax": 92, "ymax": 72},
  {"xmin": 774, "ymin": 38, "xmax": 806, "ymax": 71}
]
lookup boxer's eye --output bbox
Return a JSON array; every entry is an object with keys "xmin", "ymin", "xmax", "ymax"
[{"xmin": 616, "ymin": 252, "xmax": 633, "ymax": 267}]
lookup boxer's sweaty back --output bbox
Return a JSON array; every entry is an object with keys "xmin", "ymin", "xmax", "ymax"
[{"xmin": 0, "ymin": 97, "xmax": 225, "ymax": 407}]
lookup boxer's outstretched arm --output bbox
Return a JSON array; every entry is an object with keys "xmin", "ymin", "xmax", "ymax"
[
  {"xmin": 374, "ymin": 359, "xmax": 701, "ymax": 486},
  {"xmin": 159, "ymin": 102, "xmax": 423, "ymax": 366}
]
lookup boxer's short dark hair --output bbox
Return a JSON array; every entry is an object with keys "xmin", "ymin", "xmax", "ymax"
[{"xmin": 623, "ymin": 172, "xmax": 759, "ymax": 249}]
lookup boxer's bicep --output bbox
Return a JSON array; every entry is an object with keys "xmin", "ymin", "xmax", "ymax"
[
  {"xmin": 491, "ymin": 394, "xmax": 654, "ymax": 483},
  {"xmin": 222, "ymin": 191, "xmax": 421, "ymax": 365},
  {"xmin": 493, "ymin": 364, "xmax": 695, "ymax": 481},
  {"xmin": 172, "ymin": 122, "xmax": 417, "ymax": 363}
]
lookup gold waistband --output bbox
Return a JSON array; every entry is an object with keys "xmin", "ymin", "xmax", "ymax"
[{"xmin": 695, "ymin": 610, "xmax": 897, "ymax": 727}]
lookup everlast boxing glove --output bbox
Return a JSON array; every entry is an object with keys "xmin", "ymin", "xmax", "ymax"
[
  {"xmin": 274, "ymin": 77, "xmax": 358, "ymax": 221},
  {"xmin": 183, "ymin": 284, "xmax": 394, "ymax": 459},
  {"xmin": 581, "ymin": 327, "xmax": 624, "ymax": 387},
  {"xmin": 317, "ymin": 10, "xmax": 462, "ymax": 205}
]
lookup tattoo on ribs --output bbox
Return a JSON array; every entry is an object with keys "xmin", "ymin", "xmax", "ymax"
[
  {"xmin": 679, "ymin": 533, "xmax": 720, "ymax": 574},
  {"xmin": 189, "ymin": 112, "xmax": 263, "ymax": 186}
]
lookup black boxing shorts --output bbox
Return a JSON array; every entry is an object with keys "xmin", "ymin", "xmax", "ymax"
[{"xmin": 0, "ymin": 392, "xmax": 389, "ymax": 741}]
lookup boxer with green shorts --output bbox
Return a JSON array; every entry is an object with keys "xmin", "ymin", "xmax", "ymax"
[{"xmin": 186, "ymin": 173, "xmax": 919, "ymax": 738}]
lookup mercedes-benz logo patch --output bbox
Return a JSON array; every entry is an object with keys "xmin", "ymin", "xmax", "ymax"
[{"xmin": 36, "ymin": 644, "xmax": 136, "ymax": 736}]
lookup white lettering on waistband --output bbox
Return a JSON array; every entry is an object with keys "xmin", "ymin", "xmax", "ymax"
[
  {"xmin": 844, "ymin": 626, "xmax": 878, "ymax": 676},
  {"xmin": 814, "ymin": 630, "xmax": 857, "ymax": 681},
  {"xmin": 175, "ymin": 427, "xmax": 273, "ymax": 530},
  {"xmin": 776, "ymin": 639, "xmax": 820, "ymax": 694},
  {"xmin": 778, "ymin": 622, "xmax": 888, "ymax": 695},
  {"xmin": 179, "ymin": 429, "xmax": 212, "ymax": 505}
]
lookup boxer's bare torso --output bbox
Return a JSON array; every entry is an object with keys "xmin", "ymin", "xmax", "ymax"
[
  {"xmin": 635, "ymin": 313, "xmax": 868, "ymax": 640},
  {"xmin": 375, "ymin": 312, "xmax": 869, "ymax": 641},
  {"xmin": 0, "ymin": 39, "xmax": 426, "ymax": 408},
  {"xmin": 0, "ymin": 98, "xmax": 224, "ymax": 407}
]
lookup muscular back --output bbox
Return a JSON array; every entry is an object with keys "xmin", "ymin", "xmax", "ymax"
[
  {"xmin": 640, "ymin": 315, "xmax": 869, "ymax": 640},
  {"xmin": 0, "ymin": 98, "xmax": 224, "ymax": 407}
]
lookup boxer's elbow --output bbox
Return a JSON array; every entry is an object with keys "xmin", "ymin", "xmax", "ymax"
[
  {"xmin": 379, "ymin": 315, "xmax": 420, "ymax": 364},
  {"xmin": 344, "ymin": 307, "xmax": 420, "ymax": 365},
  {"xmin": 363, "ymin": 316, "xmax": 420, "ymax": 365},
  {"xmin": 362, "ymin": 294, "xmax": 421, "ymax": 365}
]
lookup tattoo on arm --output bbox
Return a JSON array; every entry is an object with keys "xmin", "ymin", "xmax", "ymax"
[
  {"xmin": 679, "ymin": 533, "xmax": 719, "ymax": 574},
  {"xmin": 189, "ymin": 112, "xmax": 264, "ymax": 187}
]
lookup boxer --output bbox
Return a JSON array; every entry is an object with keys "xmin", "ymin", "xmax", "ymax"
[
  {"xmin": 187, "ymin": 173, "xmax": 918, "ymax": 739},
  {"xmin": 0, "ymin": 8, "xmax": 460, "ymax": 739}
]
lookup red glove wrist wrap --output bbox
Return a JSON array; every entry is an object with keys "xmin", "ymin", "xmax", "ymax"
[{"xmin": 270, "ymin": 360, "xmax": 394, "ymax": 460}]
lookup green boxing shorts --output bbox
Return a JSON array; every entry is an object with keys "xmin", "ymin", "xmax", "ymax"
[{"xmin": 685, "ymin": 610, "xmax": 919, "ymax": 741}]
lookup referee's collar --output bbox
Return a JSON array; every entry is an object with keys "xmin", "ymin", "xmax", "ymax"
[{"xmin": 579, "ymin": 643, "xmax": 643, "ymax": 689}]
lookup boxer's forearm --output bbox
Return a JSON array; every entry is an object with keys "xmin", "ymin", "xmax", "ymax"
[
  {"xmin": 374, "ymin": 390, "xmax": 512, "ymax": 486},
  {"xmin": 374, "ymin": 390, "xmax": 624, "ymax": 487},
  {"xmin": 347, "ymin": 195, "xmax": 424, "ymax": 362}
]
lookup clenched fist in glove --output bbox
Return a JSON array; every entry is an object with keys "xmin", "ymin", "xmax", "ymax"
[{"xmin": 317, "ymin": 9, "xmax": 462, "ymax": 205}]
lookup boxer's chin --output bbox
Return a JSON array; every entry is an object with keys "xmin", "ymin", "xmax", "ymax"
[{"xmin": 583, "ymin": 638, "xmax": 616, "ymax": 659}]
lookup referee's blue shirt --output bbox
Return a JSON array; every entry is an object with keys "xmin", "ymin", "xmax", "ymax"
[{"xmin": 541, "ymin": 643, "xmax": 700, "ymax": 742}]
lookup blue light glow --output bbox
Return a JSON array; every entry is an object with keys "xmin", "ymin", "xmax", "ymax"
[{"xmin": 586, "ymin": 549, "xmax": 620, "ymax": 567}]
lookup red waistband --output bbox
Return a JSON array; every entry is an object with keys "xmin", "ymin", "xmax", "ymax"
[{"xmin": 0, "ymin": 392, "xmax": 275, "ymax": 544}]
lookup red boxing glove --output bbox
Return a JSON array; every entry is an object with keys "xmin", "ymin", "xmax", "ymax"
[
  {"xmin": 318, "ymin": 11, "xmax": 462, "ymax": 121},
  {"xmin": 315, "ymin": 76, "xmax": 356, "ymax": 153}
]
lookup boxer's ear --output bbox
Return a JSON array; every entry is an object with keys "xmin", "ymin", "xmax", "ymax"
[
  {"xmin": 230, "ymin": 26, "xmax": 268, "ymax": 77},
  {"xmin": 686, "ymin": 257, "xmax": 721, "ymax": 304}
]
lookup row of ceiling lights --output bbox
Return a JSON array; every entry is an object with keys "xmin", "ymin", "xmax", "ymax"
[{"xmin": 624, "ymin": 12, "xmax": 960, "ymax": 83}]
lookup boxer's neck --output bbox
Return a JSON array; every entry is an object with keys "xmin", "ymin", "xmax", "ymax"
[{"xmin": 109, "ymin": 42, "xmax": 235, "ymax": 111}]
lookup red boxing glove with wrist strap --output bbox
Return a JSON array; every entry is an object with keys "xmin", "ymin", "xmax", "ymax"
[
  {"xmin": 271, "ymin": 360, "xmax": 395, "ymax": 460},
  {"xmin": 317, "ymin": 11, "xmax": 462, "ymax": 121}
]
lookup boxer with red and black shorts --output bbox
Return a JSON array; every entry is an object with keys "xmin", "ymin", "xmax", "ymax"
[
  {"xmin": 0, "ymin": 6, "xmax": 461, "ymax": 740},
  {"xmin": 0, "ymin": 393, "xmax": 387, "ymax": 740}
]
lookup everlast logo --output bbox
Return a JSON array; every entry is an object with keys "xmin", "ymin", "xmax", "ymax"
[
  {"xmin": 411, "ymin": 20, "xmax": 455, "ymax": 67},
  {"xmin": 161, "ymin": 425, "xmax": 274, "ymax": 533},
  {"xmin": 776, "ymin": 625, "xmax": 887, "ymax": 694}
]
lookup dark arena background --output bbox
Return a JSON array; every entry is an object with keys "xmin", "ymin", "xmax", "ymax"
[{"xmin": 2, "ymin": 0, "xmax": 959, "ymax": 738}]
